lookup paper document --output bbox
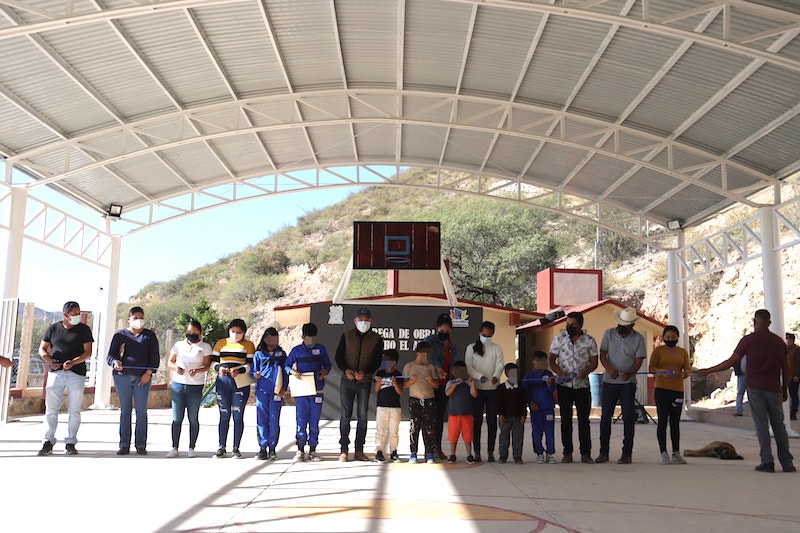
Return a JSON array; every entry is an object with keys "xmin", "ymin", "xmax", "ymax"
[{"xmin": 289, "ymin": 372, "xmax": 318, "ymax": 397}]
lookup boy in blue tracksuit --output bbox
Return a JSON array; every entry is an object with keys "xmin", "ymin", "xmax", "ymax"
[
  {"xmin": 523, "ymin": 350, "xmax": 556, "ymax": 464},
  {"xmin": 253, "ymin": 327, "xmax": 288, "ymax": 461},
  {"xmin": 285, "ymin": 322, "xmax": 331, "ymax": 462}
]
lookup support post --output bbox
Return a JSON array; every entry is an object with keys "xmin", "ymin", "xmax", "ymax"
[{"xmin": 91, "ymin": 233, "xmax": 121, "ymax": 409}]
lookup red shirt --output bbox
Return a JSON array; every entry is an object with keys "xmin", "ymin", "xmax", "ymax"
[{"xmin": 734, "ymin": 327, "xmax": 787, "ymax": 393}]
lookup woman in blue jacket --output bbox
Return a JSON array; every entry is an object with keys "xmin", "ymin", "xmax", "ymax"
[{"xmin": 252, "ymin": 327, "xmax": 288, "ymax": 460}]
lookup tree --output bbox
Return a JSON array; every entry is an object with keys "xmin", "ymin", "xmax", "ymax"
[{"xmin": 174, "ymin": 297, "xmax": 228, "ymax": 348}]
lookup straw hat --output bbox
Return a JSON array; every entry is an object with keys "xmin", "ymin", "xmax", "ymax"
[{"xmin": 613, "ymin": 306, "xmax": 639, "ymax": 326}]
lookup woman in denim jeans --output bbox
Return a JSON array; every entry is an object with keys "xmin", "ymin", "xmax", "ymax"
[{"xmin": 166, "ymin": 320, "xmax": 211, "ymax": 458}]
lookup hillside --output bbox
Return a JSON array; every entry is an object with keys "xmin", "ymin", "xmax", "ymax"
[{"xmin": 125, "ymin": 170, "xmax": 800, "ymax": 401}]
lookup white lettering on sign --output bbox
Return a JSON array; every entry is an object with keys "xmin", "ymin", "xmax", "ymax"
[
  {"xmin": 413, "ymin": 328, "xmax": 434, "ymax": 339},
  {"xmin": 398, "ymin": 328, "xmax": 410, "ymax": 339},
  {"xmin": 399, "ymin": 340, "xmax": 409, "ymax": 351},
  {"xmin": 373, "ymin": 327, "xmax": 394, "ymax": 339}
]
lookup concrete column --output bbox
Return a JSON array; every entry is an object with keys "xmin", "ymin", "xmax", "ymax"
[
  {"xmin": 2, "ymin": 186, "xmax": 27, "ymax": 299},
  {"xmin": 667, "ymin": 231, "xmax": 693, "ymax": 419},
  {"xmin": 91, "ymin": 232, "xmax": 121, "ymax": 409}
]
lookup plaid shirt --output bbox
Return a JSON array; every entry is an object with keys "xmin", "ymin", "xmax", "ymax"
[{"xmin": 548, "ymin": 330, "xmax": 598, "ymax": 389}]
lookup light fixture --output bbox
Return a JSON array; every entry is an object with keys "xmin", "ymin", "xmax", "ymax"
[
  {"xmin": 667, "ymin": 219, "xmax": 681, "ymax": 230},
  {"xmin": 107, "ymin": 204, "xmax": 123, "ymax": 218}
]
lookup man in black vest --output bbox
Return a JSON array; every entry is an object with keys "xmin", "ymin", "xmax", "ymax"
[{"xmin": 335, "ymin": 307, "xmax": 383, "ymax": 461}]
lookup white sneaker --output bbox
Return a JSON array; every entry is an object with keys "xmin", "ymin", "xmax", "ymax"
[
  {"xmin": 166, "ymin": 448, "xmax": 179, "ymax": 458},
  {"xmin": 659, "ymin": 451, "xmax": 671, "ymax": 464},
  {"xmin": 187, "ymin": 449, "xmax": 196, "ymax": 458},
  {"xmin": 536, "ymin": 454, "xmax": 544, "ymax": 464},
  {"xmin": 294, "ymin": 450, "xmax": 305, "ymax": 462},
  {"xmin": 671, "ymin": 451, "xmax": 687, "ymax": 464},
  {"xmin": 546, "ymin": 454, "xmax": 557, "ymax": 464}
]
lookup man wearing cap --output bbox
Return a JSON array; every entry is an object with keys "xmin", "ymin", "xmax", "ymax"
[
  {"xmin": 698, "ymin": 309, "xmax": 795, "ymax": 473},
  {"xmin": 37, "ymin": 301, "xmax": 94, "ymax": 456},
  {"xmin": 424, "ymin": 313, "xmax": 459, "ymax": 460},
  {"xmin": 335, "ymin": 307, "xmax": 384, "ymax": 461},
  {"xmin": 596, "ymin": 306, "xmax": 646, "ymax": 465}
]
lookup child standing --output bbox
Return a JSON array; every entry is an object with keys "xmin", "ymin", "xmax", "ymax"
[
  {"xmin": 445, "ymin": 360, "xmax": 478, "ymax": 463},
  {"xmin": 285, "ymin": 323, "xmax": 331, "ymax": 462},
  {"xmin": 496, "ymin": 362, "xmax": 528, "ymax": 464},
  {"xmin": 403, "ymin": 341, "xmax": 439, "ymax": 463},
  {"xmin": 523, "ymin": 351, "xmax": 556, "ymax": 464},
  {"xmin": 253, "ymin": 327, "xmax": 287, "ymax": 461},
  {"xmin": 373, "ymin": 349, "xmax": 404, "ymax": 462}
]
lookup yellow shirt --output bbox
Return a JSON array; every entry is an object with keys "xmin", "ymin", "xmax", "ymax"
[{"xmin": 649, "ymin": 345, "xmax": 691, "ymax": 392}]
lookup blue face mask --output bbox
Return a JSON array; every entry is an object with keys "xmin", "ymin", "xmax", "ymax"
[{"xmin": 381, "ymin": 360, "xmax": 394, "ymax": 371}]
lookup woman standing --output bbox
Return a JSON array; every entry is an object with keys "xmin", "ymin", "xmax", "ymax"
[
  {"xmin": 212, "ymin": 318, "xmax": 256, "ymax": 458},
  {"xmin": 107, "ymin": 306, "xmax": 161, "ymax": 456},
  {"xmin": 465, "ymin": 321, "xmax": 505, "ymax": 463},
  {"xmin": 649, "ymin": 325, "xmax": 691, "ymax": 464},
  {"xmin": 253, "ymin": 327, "xmax": 287, "ymax": 460},
  {"xmin": 166, "ymin": 320, "xmax": 211, "ymax": 458}
]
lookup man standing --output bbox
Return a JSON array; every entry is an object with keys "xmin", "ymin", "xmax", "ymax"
[
  {"xmin": 549, "ymin": 311, "xmax": 598, "ymax": 464},
  {"xmin": 698, "ymin": 309, "xmax": 795, "ymax": 472},
  {"xmin": 335, "ymin": 307, "xmax": 383, "ymax": 461},
  {"xmin": 424, "ymin": 313, "xmax": 458, "ymax": 460},
  {"xmin": 786, "ymin": 333, "xmax": 800, "ymax": 421},
  {"xmin": 596, "ymin": 306, "xmax": 646, "ymax": 465},
  {"xmin": 38, "ymin": 301, "xmax": 94, "ymax": 456}
]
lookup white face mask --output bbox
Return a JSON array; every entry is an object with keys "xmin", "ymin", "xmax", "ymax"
[
  {"xmin": 230, "ymin": 330, "xmax": 243, "ymax": 342},
  {"xmin": 480, "ymin": 335, "xmax": 491, "ymax": 344},
  {"xmin": 356, "ymin": 320, "xmax": 371, "ymax": 333},
  {"xmin": 507, "ymin": 371, "xmax": 518, "ymax": 385},
  {"xmin": 68, "ymin": 314, "xmax": 82, "ymax": 326},
  {"xmin": 130, "ymin": 318, "xmax": 145, "ymax": 330}
]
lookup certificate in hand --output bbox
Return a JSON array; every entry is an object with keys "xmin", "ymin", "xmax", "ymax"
[{"xmin": 289, "ymin": 372, "xmax": 318, "ymax": 397}]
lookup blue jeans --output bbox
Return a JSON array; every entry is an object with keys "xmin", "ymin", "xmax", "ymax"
[
  {"xmin": 171, "ymin": 381, "xmax": 203, "ymax": 449},
  {"xmin": 599, "ymin": 382, "xmax": 636, "ymax": 457},
  {"xmin": 747, "ymin": 388, "xmax": 793, "ymax": 466},
  {"xmin": 735, "ymin": 374, "xmax": 747, "ymax": 414},
  {"xmin": 43, "ymin": 370, "xmax": 85, "ymax": 445},
  {"xmin": 113, "ymin": 373, "xmax": 153, "ymax": 449},
  {"xmin": 296, "ymin": 394, "xmax": 323, "ymax": 449},
  {"xmin": 472, "ymin": 389, "xmax": 498, "ymax": 454},
  {"xmin": 216, "ymin": 376, "xmax": 250, "ymax": 449},
  {"xmin": 255, "ymin": 388, "xmax": 283, "ymax": 450},
  {"xmin": 339, "ymin": 378, "xmax": 371, "ymax": 453}
]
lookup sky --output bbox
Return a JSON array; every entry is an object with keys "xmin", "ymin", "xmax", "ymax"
[{"xmin": 1, "ymin": 162, "xmax": 359, "ymax": 311}]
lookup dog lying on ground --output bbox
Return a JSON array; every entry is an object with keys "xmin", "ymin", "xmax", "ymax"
[{"xmin": 684, "ymin": 441, "xmax": 743, "ymax": 460}]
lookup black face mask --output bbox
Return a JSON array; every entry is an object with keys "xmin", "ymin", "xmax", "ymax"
[
  {"xmin": 566, "ymin": 325, "xmax": 580, "ymax": 336},
  {"xmin": 616, "ymin": 325, "xmax": 633, "ymax": 335},
  {"xmin": 437, "ymin": 331, "xmax": 450, "ymax": 341},
  {"xmin": 186, "ymin": 333, "xmax": 201, "ymax": 343},
  {"xmin": 664, "ymin": 340, "xmax": 678, "ymax": 348}
]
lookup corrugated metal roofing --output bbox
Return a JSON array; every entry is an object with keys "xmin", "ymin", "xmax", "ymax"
[{"xmin": 1, "ymin": 0, "xmax": 799, "ymax": 243}]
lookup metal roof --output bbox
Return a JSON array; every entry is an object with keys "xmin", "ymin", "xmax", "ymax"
[{"xmin": 2, "ymin": 0, "xmax": 799, "ymax": 246}]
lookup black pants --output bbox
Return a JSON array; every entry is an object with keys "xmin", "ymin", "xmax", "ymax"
[
  {"xmin": 409, "ymin": 397, "xmax": 436, "ymax": 455},
  {"xmin": 556, "ymin": 385, "xmax": 592, "ymax": 456},
  {"xmin": 654, "ymin": 388, "xmax": 683, "ymax": 453}
]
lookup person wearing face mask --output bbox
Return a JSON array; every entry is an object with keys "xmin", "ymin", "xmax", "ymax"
[
  {"xmin": 423, "ymin": 313, "xmax": 459, "ymax": 461},
  {"xmin": 403, "ymin": 341, "xmax": 439, "ymax": 463},
  {"xmin": 596, "ymin": 306, "xmax": 646, "ymax": 465},
  {"xmin": 166, "ymin": 320, "xmax": 212, "ymax": 458},
  {"xmin": 252, "ymin": 327, "xmax": 288, "ymax": 460},
  {"xmin": 649, "ymin": 325, "xmax": 691, "ymax": 465},
  {"xmin": 334, "ymin": 307, "xmax": 384, "ymax": 462},
  {"xmin": 372, "ymin": 349, "xmax": 404, "ymax": 462},
  {"xmin": 523, "ymin": 351, "xmax": 555, "ymax": 464},
  {"xmin": 465, "ymin": 321, "xmax": 505, "ymax": 463},
  {"xmin": 548, "ymin": 311, "xmax": 598, "ymax": 464},
  {"xmin": 285, "ymin": 323, "xmax": 331, "ymax": 462},
  {"xmin": 107, "ymin": 306, "xmax": 161, "ymax": 456},
  {"xmin": 211, "ymin": 318, "xmax": 256, "ymax": 459},
  {"xmin": 37, "ymin": 301, "xmax": 94, "ymax": 456},
  {"xmin": 496, "ymin": 362, "xmax": 528, "ymax": 464}
]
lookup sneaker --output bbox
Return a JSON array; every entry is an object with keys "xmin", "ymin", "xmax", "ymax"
[
  {"xmin": 659, "ymin": 451, "xmax": 671, "ymax": 464},
  {"xmin": 536, "ymin": 454, "xmax": 545, "ymax": 464},
  {"xmin": 308, "ymin": 451, "xmax": 321, "ymax": 462},
  {"xmin": 37, "ymin": 441, "xmax": 54, "ymax": 456},
  {"xmin": 375, "ymin": 450, "xmax": 386, "ymax": 462},
  {"xmin": 755, "ymin": 462, "xmax": 775, "ymax": 472},
  {"xmin": 338, "ymin": 452, "xmax": 349, "ymax": 462},
  {"xmin": 466, "ymin": 455, "xmax": 476, "ymax": 464},
  {"xmin": 547, "ymin": 454, "xmax": 557, "ymax": 464},
  {"xmin": 389, "ymin": 450, "xmax": 399, "ymax": 462},
  {"xmin": 255, "ymin": 449, "xmax": 268, "ymax": 460},
  {"xmin": 294, "ymin": 450, "xmax": 305, "ymax": 462},
  {"xmin": 187, "ymin": 449, "xmax": 196, "ymax": 458},
  {"xmin": 136, "ymin": 448, "xmax": 147, "ymax": 456},
  {"xmin": 448, "ymin": 455, "xmax": 456, "ymax": 463},
  {"xmin": 166, "ymin": 448, "xmax": 179, "ymax": 458},
  {"xmin": 408, "ymin": 454, "xmax": 418, "ymax": 464},
  {"xmin": 671, "ymin": 451, "xmax": 687, "ymax": 464},
  {"xmin": 65, "ymin": 444, "xmax": 78, "ymax": 455},
  {"xmin": 231, "ymin": 448, "xmax": 242, "ymax": 459},
  {"xmin": 116, "ymin": 447, "xmax": 130, "ymax": 456},
  {"xmin": 214, "ymin": 448, "xmax": 227, "ymax": 459},
  {"xmin": 426, "ymin": 453, "xmax": 435, "ymax": 464},
  {"xmin": 268, "ymin": 449, "xmax": 278, "ymax": 461}
]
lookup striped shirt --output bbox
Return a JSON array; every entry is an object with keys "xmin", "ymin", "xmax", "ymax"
[{"xmin": 212, "ymin": 339, "xmax": 255, "ymax": 373}]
